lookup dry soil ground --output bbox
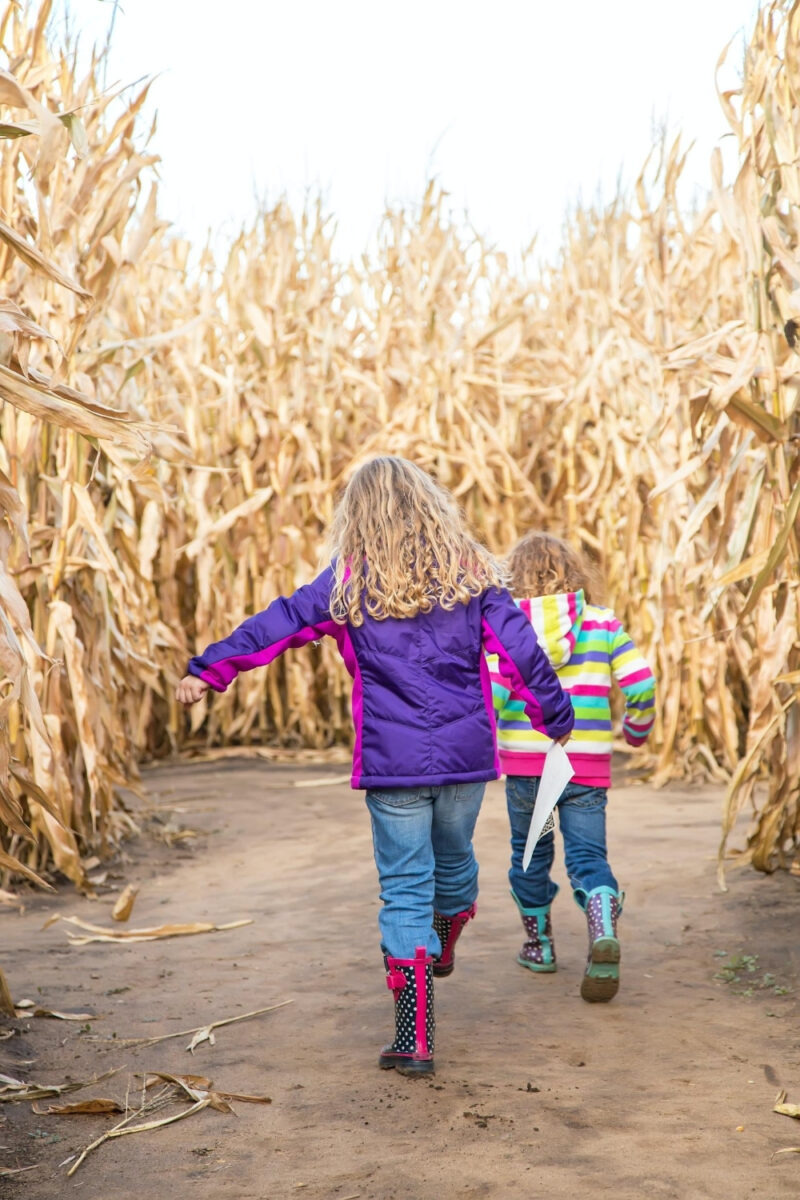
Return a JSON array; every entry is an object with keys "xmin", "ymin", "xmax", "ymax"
[{"xmin": 1, "ymin": 759, "xmax": 799, "ymax": 1200}]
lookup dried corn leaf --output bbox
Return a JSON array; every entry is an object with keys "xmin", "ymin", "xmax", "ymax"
[
  {"xmin": 122, "ymin": 999, "xmax": 293, "ymax": 1051},
  {"xmin": 742, "ymin": 479, "xmax": 800, "ymax": 617},
  {"xmin": 0, "ymin": 1067, "xmax": 123, "ymax": 1104},
  {"xmin": 144, "ymin": 1071, "xmax": 213, "ymax": 1091},
  {"xmin": 142, "ymin": 1072, "xmax": 232, "ymax": 1112},
  {"xmin": 0, "ymin": 967, "xmax": 15, "ymax": 1017},
  {"xmin": 0, "ymin": 218, "xmax": 90, "ymax": 299},
  {"xmin": 0, "ymin": 848, "xmax": 52, "ymax": 891},
  {"xmin": 32, "ymin": 1097, "xmax": 122, "ymax": 1115},
  {"xmin": 181, "ymin": 487, "xmax": 274, "ymax": 559},
  {"xmin": 775, "ymin": 1090, "xmax": 800, "ymax": 1119},
  {"xmin": 211, "ymin": 1088, "xmax": 271, "ymax": 1105},
  {"xmin": 111, "ymin": 884, "xmax": 138, "ymax": 922},
  {"xmin": 30, "ymin": 1008, "xmax": 96, "ymax": 1021},
  {"xmin": 61, "ymin": 915, "xmax": 252, "ymax": 945},
  {"xmin": 58, "ymin": 111, "xmax": 88, "ymax": 158},
  {"xmin": 0, "ymin": 120, "xmax": 36, "ymax": 138},
  {"xmin": 186, "ymin": 1026, "xmax": 216, "ymax": 1053},
  {"xmin": 0, "ymin": 362, "xmax": 150, "ymax": 451}
]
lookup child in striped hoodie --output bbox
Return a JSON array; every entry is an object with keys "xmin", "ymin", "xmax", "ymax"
[{"xmin": 490, "ymin": 532, "xmax": 655, "ymax": 1002}]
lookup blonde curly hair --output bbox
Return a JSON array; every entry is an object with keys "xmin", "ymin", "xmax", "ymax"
[
  {"xmin": 328, "ymin": 456, "xmax": 505, "ymax": 625},
  {"xmin": 506, "ymin": 531, "xmax": 602, "ymax": 604}
]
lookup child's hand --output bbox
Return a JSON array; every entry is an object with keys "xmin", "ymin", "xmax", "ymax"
[
  {"xmin": 555, "ymin": 732, "xmax": 571, "ymax": 746},
  {"xmin": 176, "ymin": 675, "xmax": 209, "ymax": 706}
]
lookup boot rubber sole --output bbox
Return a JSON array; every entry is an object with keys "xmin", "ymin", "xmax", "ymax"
[
  {"xmin": 432, "ymin": 961, "xmax": 454, "ymax": 978},
  {"xmin": 378, "ymin": 1052, "xmax": 435, "ymax": 1076},
  {"xmin": 517, "ymin": 955, "xmax": 557, "ymax": 973},
  {"xmin": 580, "ymin": 936, "xmax": 620, "ymax": 1003}
]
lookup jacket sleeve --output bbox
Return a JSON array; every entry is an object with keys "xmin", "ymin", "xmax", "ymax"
[
  {"xmin": 187, "ymin": 566, "xmax": 337, "ymax": 693},
  {"xmin": 608, "ymin": 617, "xmax": 656, "ymax": 745},
  {"xmin": 480, "ymin": 587, "xmax": 574, "ymax": 739}
]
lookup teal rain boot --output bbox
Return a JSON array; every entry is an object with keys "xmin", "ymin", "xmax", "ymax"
[
  {"xmin": 575, "ymin": 886, "xmax": 623, "ymax": 1002},
  {"xmin": 511, "ymin": 889, "xmax": 557, "ymax": 973}
]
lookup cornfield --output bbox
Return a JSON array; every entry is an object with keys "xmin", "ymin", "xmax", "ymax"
[{"xmin": 1, "ymin": 0, "xmax": 799, "ymax": 892}]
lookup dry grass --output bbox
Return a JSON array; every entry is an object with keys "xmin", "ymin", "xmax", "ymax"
[{"xmin": 0, "ymin": 0, "xmax": 799, "ymax": 889}]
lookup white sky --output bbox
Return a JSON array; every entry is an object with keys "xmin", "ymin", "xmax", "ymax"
[{"xmin": 55, "ymin": 0, "xmax": 760, "ymax": 263}]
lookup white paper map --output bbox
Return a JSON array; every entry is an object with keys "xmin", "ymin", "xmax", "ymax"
[{"xmin": 522, "ymin": 741, "xmax": 574, "ymax": 871}]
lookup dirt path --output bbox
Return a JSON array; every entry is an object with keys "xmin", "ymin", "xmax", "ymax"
[{"xmin": 2, "ymin": 761, "xmax": 799, "ymax": 1199}]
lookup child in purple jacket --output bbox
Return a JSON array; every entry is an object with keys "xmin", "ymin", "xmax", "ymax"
[{"xmin": 177, "ymin": 456, "xmax": 573, "ymax": 1076}]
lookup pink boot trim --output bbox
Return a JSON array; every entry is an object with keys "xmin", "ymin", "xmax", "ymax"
[
  {"xmin": 433, "ymin": 902, "xmax": 476, "ymax": 975},
  {"xmin": 384, "ymin": 946, "xmax": 434, "ymax": 1059},
  {"xmin": 385, "ymin": 967, "xmax": 408, "ymax": 994},
  {"xmin": 412, "ymin": 946, "xmax": 430, "ymax": 1057}
]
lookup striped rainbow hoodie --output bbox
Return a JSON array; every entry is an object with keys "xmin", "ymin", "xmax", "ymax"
[{"xmin": 489, "ymin": 589, "xmax": 655, "ymax": 786}]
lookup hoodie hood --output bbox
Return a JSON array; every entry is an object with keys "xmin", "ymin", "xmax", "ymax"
[{"xmin": 520, "ymin": 589, "xmax": 586, "ymax": 668}]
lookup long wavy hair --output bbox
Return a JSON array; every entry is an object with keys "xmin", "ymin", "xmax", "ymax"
[
  {"xmin": 328, "ymin": 456, "xmax": 505, "ymax": 625},
  {"xmin": 506, "ymin": 531, "xmax": 603, "ymax": 604}
]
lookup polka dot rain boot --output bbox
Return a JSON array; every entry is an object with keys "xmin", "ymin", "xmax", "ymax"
[
  {"xmin": 379, "ymin": 946, "xmax": 435, "ymax": 1077},
  {"xmin": 511, "ymin": 889, "xmax": 557, "ymax": 973},
  {"xmin": 576, "ymin": 886, "xmax": 623, "ymax": 1002},
  {"xmin": 431, "ymin": 902, "xmax": 476, "ymax": 977}
]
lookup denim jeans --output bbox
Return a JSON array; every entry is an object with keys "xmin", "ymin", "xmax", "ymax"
[
  {"xmin": 506, "ymin": 776, "xmax": 618, "ymax": 908},
  {"xmin": 365, "ymin": 782, "xmax": 485, "ymax": 959}
]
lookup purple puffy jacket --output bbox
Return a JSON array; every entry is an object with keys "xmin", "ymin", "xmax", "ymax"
[{"xmin": 187, "ymin": 565, "xmax": 574, "ymax": 789}]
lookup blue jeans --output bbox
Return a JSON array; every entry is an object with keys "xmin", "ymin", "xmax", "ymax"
[
  {"xmin": 365, "ymin": 782, "xmax": 485, "ymax": 959},
  {"xmin": 506, "ymin": 776, "xmax": 618, "ymax": 908}
]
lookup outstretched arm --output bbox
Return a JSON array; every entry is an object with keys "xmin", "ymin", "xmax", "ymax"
[
  {"xmin": 481, "ymin": 587, "xmax": 574, "ymax": 741},
  {"xmin": 178, "ymin": 566, "xmax": 336, "ymax": 702}
]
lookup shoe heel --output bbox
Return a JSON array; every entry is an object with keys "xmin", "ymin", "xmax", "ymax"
[
  {"xmin": 396, "ymin": 1058, "xmax": 435, "ymax": 1077},
  {"xmin": 591, "ymin": 936, "xmax": 620, "ymax": 964},
  {"xmin": 581, "ymin": 938, "xmax": 620, "ymax": 1002}
]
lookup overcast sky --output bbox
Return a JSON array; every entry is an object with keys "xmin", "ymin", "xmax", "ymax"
[{"xmin": 55, "ymin": 1, "xmax": 760, "ymax": 263}]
